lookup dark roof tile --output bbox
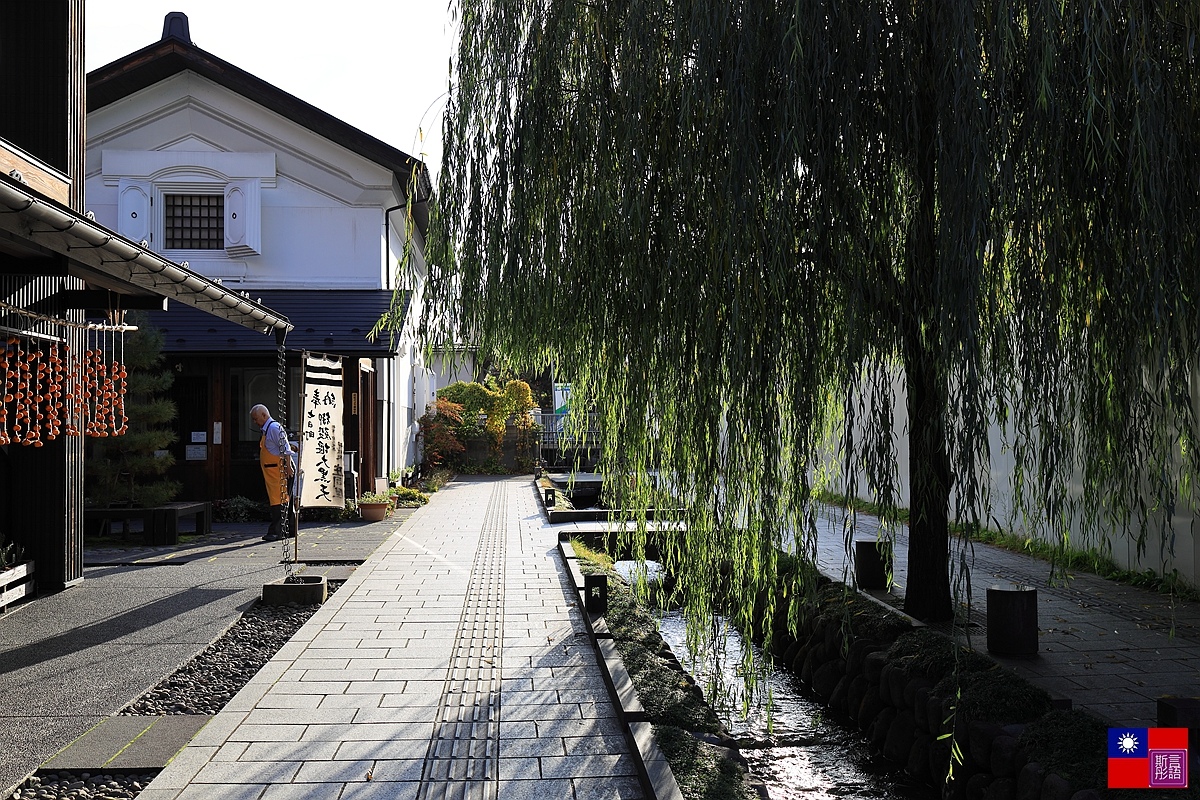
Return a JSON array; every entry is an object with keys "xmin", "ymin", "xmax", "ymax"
[{"xmin": 150, "ymin": 289, "xmax": 404, "ymax": 355}]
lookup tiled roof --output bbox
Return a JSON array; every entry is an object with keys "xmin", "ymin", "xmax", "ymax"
[{"xmin": 150, "ymin": 289, "xmax": 405, "ymax": 355}]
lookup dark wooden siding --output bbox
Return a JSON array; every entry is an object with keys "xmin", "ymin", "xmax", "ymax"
[
  {"xmin": 0, "ymin": 2, "xmax": 72, "ymax": 178},
  {"xmin": 68, "ymin": 0, "xmax": 85, "ymax": 210},
  {"xmin": 0, "ymin": 274, "xmax": 85, "ymax": 590}
]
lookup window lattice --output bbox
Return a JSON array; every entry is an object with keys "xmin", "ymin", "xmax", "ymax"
[{"xmin": 164, "ymin": 194, "xmax": 224, "ymax": 249}]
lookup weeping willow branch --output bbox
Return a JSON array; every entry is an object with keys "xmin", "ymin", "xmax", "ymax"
[{"xmin": 410, "ymin": 0, "xmax": 1200, "ymax": 632}]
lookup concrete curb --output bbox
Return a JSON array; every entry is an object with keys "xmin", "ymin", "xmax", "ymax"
[{"xmin": 558, "ymin": 539, "xmax": 684, "ymax": 800}]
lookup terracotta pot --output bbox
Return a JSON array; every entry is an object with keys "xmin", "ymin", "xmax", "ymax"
[{"xmin": 359, "ymin": 502, "xmax": 389, "ymax": 522}]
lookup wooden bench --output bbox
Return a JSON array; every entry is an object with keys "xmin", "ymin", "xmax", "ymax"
[
  {"xmin": 153, "ymin": 501, "xmax": 212, "ymax": 542},
  {"xmin": 0, "ymin": 560, "xmax": 35, "ymax": 612},
  {"xmin": 84, "ymin": 501, "xmax": 212, "ymax": 545}
]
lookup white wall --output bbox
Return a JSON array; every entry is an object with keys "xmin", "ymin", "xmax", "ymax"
[{"xmin": 828, "ymin": 366, "xmax": 1199, "ymax": 586}]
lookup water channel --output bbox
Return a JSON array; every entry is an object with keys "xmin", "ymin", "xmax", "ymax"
[{"xmin": 656, "ymin": 611, "xmax": 939, "ymax": 800}]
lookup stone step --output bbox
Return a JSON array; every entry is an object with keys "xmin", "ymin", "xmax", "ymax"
[{"xmin": 42, "ymin": 715, "xmax": 212, "ymax": 771}]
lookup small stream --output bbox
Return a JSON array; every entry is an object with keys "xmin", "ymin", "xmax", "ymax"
[{"xmin": 657, "ymin": 611, "xmax": 938, "ymax": 800}]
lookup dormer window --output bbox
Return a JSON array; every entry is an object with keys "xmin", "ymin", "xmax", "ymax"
[{"xmin": 164, "ymin": 193, "xmax": 224, "ymax": 249}]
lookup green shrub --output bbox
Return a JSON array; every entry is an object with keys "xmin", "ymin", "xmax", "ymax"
[
  {"xmin": 419, "ymin": 398, "xmax": 467, "ymax": 468},
  {"xmin": 422, "ymin": 468, "xmax": 454, "ymax": 493},
  {"xmin": 212, "ymin": 496, "xmax": 269, "ymax": 522},
  {"xmin": 434, "ymin": 380, "xmax": 537, "ymax": 472},
  {"xmin": 390, "ymin": 486, "xmax": 429, "ymax": 507},
  {"xmin": 300, "ymin": 501, "xmax": 357, "ymax": 523}
]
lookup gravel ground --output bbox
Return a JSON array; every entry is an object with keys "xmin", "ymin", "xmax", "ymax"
[
  {"xmin": 122, "ymin": 590, "xmax": 340, "ymax": 716},
  {"xmin": 7, "ymin": 773, "xmax": 156, "ymax": 800},
  {"xmin": 6, "ymin": 583, "xmax": 342, "ymax": 800}
]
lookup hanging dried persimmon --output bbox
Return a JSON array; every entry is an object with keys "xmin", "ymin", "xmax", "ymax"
[
  {"xmin": 114, "ymin": 357, "xmax": 128, "ymax": 435},
  {"xmin": 43, "ymin": 343, "xmax": 62, "ymax": 439},
  {"xmin": 85, "ymin": 342, "xmax": 102, "ymax": 437},
  {"xmin": 0, "ymin": 338, "xmax": 12, "ymax": 444},
  {"xmin": 24, "ymin": 347, "xmax": 41, "ymax": 445}
]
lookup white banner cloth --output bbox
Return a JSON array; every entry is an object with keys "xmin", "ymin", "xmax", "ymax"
[{"xmin": 299, "ymin": 353, "xmax": 345, "ymax": 508}]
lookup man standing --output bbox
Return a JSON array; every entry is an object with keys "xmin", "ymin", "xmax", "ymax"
[{"xmin": 250, "ymin": 404, "xmax": 297, "ymax": 542}]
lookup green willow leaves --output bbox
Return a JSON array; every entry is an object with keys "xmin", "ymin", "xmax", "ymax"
[{"xmin": 414, "ymin": 1, "xmax": 1200, "ymax": 626}]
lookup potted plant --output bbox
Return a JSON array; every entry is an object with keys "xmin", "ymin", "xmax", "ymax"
[{"xmin": 357, "ymin": 491, "xmax": 393, "ymax": 522}]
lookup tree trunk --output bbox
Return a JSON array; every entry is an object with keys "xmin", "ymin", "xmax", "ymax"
[
  {"xmin": 901, "ymin": 5, "xmax": 953, "ymax": 623},
  {"xmin": 903, "ymin": 340, "xmax": 953, "ymax": 622}
]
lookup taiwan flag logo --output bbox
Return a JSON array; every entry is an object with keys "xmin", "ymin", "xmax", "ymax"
[{"xmin": 1108, "ymin": 728, "xmax": 1189, "ymax": 789}]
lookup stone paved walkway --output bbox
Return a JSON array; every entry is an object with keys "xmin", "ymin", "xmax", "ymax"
[
  {"xmin": 139, "ymin": 477, "xmax": 642, "ymax": 800},
  {"xmin": 809, "ymin": 504, "xmax": 1200, "ymax": 728},
  {"xmin": 0, "ymin": 519, "xmax": 398, "ymax": 795}
]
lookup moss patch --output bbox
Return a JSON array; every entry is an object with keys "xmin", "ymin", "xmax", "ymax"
[
  {"xmin": 653, "ymin": 724, "xmax": 755, "ymax": 800},
  {"xmin": 1019, "ymin": 710, "xmax": 1107, "ymax": 790},
  {"xmin": 788, "ymin": 580, "xmax": 911, "ymax": 647},
  {"xmin": 886, "ymin": 629, "xmax": 994, "ymax": 681},
  {"xmin": 934, "ymin": 666, "xmax": 1051, "ymax": 727}
]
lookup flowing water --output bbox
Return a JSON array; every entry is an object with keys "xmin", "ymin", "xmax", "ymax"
[{"xmin": 657, "ymin": 611, "xmax": 939, "ymax": 800}]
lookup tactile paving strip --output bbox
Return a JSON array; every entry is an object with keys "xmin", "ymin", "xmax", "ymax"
[{"xmin": 416, "ymin": 481, "xmax": 507, "ymax": 799}]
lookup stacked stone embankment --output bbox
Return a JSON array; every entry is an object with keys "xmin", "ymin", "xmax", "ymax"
[{"xmin": 755, "ymin": 587, "xmax": 1106, "ymax": 800}]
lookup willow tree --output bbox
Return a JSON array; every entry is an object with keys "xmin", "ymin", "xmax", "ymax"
[{"xmin": 416, "ymin": 2, "xmax": 1200, "ymax": 623}]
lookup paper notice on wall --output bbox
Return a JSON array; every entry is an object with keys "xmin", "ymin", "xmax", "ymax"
[{"xmin": 299, "ymin": 353, "xmax": 345, "ymax": 508}]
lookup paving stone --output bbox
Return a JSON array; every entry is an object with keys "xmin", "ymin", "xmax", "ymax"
[
  {"xmin": 540, "ymin": 753, "xmax": 638, "ymax": 779},
  {"xmin": 239, "ymin": 741, "xmax": 341, "ymax": 762},
  {"xmin": 109, "ymin": 716, "xmax": 215, "ymax": 769},
  {"xmin": 563, "ymin": 734, "xmax": 631, "ymax": 755},
  {"xmin": 244, "ymin": 708, "xmax": 356, "ymax": 726},
  {"xmin": 193, "ymin": 759, "xmax": 301, "ymax": 784},
  {"xmin": 496, "ymin": 778, "xmax": 577, "ymax": 799},
  {"xmin": 261, "ymin": 784, "xmax": 346, "ymax": 799},
  {"xmin": 498, "ymin": 736, "xmax": 567, "ymax": 758},
  {"xmin": 176, "ymin": 784, "xmax": 266, "ymax": 800},
  {"xmin": 293, "ymin": 758, "xmax": 375, "ymax": 783},
  {"xmin": 40, "ymin": 716, "xmax": 157, "ymax": 770},
  {"xmin": 335, "ymin": 740, "xmax": 430, "ymax": 761},
  {"xmin": 573, "ymin": 776, "xmax": 647, "ymax": 799},
  {"xmin": 224, "ymin": 724, "xmax": 306, "ymax": 743}
]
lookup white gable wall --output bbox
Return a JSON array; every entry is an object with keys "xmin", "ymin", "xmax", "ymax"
[
  {"xmin": 86, "ymin": 70, "xmax": 430, "ymax": 482},
  {"xmin": 87, "ymin": 74, "xmax": 400, "ymax": 289}
]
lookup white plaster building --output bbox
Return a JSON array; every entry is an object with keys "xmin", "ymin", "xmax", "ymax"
[{"xmin": 85, "ymin": 12, "xmax": 438, "ymax": 500}]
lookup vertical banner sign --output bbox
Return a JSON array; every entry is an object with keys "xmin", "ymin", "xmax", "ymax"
[{"xmin": 299, "ymin": 353, "xmax": 345, "ymax": 508}]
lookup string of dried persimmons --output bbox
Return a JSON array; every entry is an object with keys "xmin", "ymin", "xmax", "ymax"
[{"xmin": 0, "ymin": 301, "xmax": 134, "ymax": 447}]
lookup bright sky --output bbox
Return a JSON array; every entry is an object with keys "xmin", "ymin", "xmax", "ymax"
[{"xmin": 85, "ymin": 1, "xmax": 457, "ymax": 178}]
